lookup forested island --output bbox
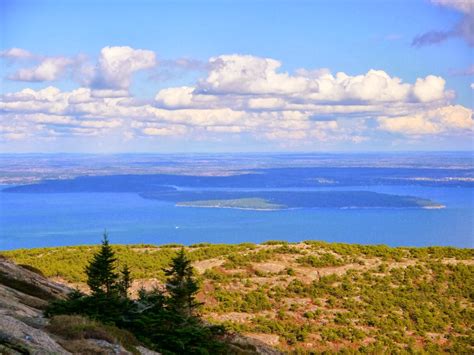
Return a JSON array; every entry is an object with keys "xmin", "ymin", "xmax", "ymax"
[
  {"xmin": 173, "ymin": 192, "xmax": 444, "ymax": 210},
  {"xmin": 3, "ymin": 239, "xmax": 473, "ymax": 353},
  {"xmin": 177, "ymin": 198, "xmax": 285, "ymax": 210}
]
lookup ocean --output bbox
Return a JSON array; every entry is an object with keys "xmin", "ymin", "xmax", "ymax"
[{"xmin": 1, "ymin": 184, "xmax": 472, "ymax": 250}]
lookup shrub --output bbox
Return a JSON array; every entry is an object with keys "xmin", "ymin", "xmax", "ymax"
[
  {"xmin": 48, "ymin": 314, "xmax": 140, "ymax": 351},
  {"xmin": 297, "ymin": 253, "xmax": 343, "ymax": 268}
]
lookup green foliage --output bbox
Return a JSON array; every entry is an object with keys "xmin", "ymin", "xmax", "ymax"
[
  {"xmin": 296, "ymin": 252, "xmax": 344, "ymax": 267},
  {"xmin": 46, "ymin": 236, "xmax": 227, "ymax": 354},
  {"xmin": 3, "ymin": 243, "xmax": 256, "ymax": 283},
  {"xmin": 164, "ymin": 248, "xmax": 201, "ymax": 316},
  {"xmin": 85, "ymin": 233, "xmax": 119, "ymax": 295},
  {"xmin": 261, "ymin": 240, "xmax": 290, "ymax": 245},
  {"xmin": 6, "ymin": 240, "xmax": 474, "ymax": 353},
  {"xmin": 202, "ymin": 268, "xmax": 231, "ymax": 282},
  {"xmin": 119, "ymin": 264, "xmax": 132, "ymax": 297}
]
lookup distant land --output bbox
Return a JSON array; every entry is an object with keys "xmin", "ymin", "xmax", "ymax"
[
  {"xmin": 177, "ymin": 198, "xmax": 285, "ymax": 210},
  {"xmin": 3, "ymin": 173, "xmax": 446, "ymax": 210},
  {"xmin": 172, "ymin": 192, "xmax": 443, "ymax": 210},
  {"xmin": 1, "ymin": 152, "xmax": 473, "ymax": 185}
]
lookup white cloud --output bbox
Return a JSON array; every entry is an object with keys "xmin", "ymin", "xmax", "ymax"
[
  {"xmin": 378, "ymin": 105, "xmax": 473, "ymax": 135},
  {"xmin": 3, "ymin": 46, "xmax": 157, "ymax": 88},
  {"xmin": 9, "ymin": 57, "xmax": 73, "ymax": 82},
  {"xmin": 198, "ymin": 54, "xmax": 312, "ymax": 95},
  {"xmin": 91, "ymin": 89, "xmax": 130, "ymax": 98},
  {"xmin": 90, "ymin": 46, "xmax": 156, "ymax": 90},
  {"xmin": 155, "ymin": 86, "xmax": 217, "ymax": 109},
  {"xmin": 1, "ymin": 53, "xmax": 471, "ymax": 145},
  {"xmin": 412, "ymin": 75, "xmax": 448, "ymax": 102},
  {"xmin": 0, "ymin": 48, "xmax": 33, "ymax": 59},
  {"xmin": 142, "ymin": 125, "xmax": 188, "ymax": 136},
  {"xmin": 195, "ymin": 55, "xmax": 451, "ymax": 105}
]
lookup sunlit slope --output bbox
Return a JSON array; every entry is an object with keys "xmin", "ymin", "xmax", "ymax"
[{"xmin": 4, "ymin": 241, "xmax": 473, "ymax": 353}]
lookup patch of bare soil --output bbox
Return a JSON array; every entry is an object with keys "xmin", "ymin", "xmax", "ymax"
[
  {"xmin": 244, "ymin": 333, "xmax": 280, "ymax": 347},
  {"xmin": 193, "ymin": 258, "xmax": 225, "ymax": 274},
  {"xmin": 251, "ymin": 262, "xmax": 286, "ymax": 274},
  {"xmin": 442, "ymin": 258, "xmax": 474, "ymax": 265},
  {"xmin": 50, "ymin": 277, "xmax": 88, "ymax": 294},
  {"xmin": 206, "ymin": 312, "xmax": 253, "ymax": 323}
]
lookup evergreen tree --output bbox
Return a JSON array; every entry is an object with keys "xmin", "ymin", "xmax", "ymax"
[
  {"xmin": 85, "ymin": 232, "xmax": 119, "ymax": 295},
  {"xmin": 119, "ymin": 264, "xmax": 132, "ymax": 297},
  {"xmin": 163, "ymin": 248, "xmax": 201, "ymax": 316},
  {"xmin": 48, "ymin": 236, "xmax": 227, "ymax": 354}
]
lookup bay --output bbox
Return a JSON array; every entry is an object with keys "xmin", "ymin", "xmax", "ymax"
[{"xmin": 1, "ymin": 185, "xmax": 472, "ymax": 250}]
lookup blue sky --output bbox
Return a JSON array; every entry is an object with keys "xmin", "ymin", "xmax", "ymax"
[{"xmin": 0, "ymin": 0, "xmax": 472, "ymax": 152}]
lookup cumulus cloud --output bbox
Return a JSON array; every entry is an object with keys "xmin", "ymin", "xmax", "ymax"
[
  {"xmin": 413, "ymin": 0, "xmax": 474, "ymax": 47},
  {"xmin": 0, "ymin": 48, "xmax": 34, "ymax": 60},
  {"xmin": 412, "ymin": 75, "xmax": 449, "ymax": 102},
  {"xmin": 9, "ymin": 57, "xmax": 74, "ymax": 82},
  {"xmin": 378, "ymin": 105, "xmax": 473, "ymax": 135},
  {"xmin": 194, "ymin": 55, "xmax": 452, "ymax": 105},
  {"xmin": 3, "ymin": 46, "xmax": 157, "ymax": 89},
  {"xmin": 198, "ymin": 55, "xmax": 312, "ymax": 95},
  {"xmin": 1, "ymin": 52, "xmax": 471, "ymax": 146},
  {"xmin": 155, "ymin": 86, "xmax": 218, "ymax": 109},
  {"xmin": 89, "ymin": 46, "xmax": 156, "ymax": 90},
  {"xmin": 142, "ymin": 125, "xmax": 188, "ymax": 136}
]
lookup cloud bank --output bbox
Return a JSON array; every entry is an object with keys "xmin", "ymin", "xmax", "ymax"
[{"xmin": 0, "ymin": 48, "xmax": 472, "ymax": 148}]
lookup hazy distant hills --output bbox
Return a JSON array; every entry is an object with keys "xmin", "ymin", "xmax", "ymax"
[
  {"xmin": 3, "ymin": 166, "xmax": 474, "ymax": 193},
  {"xmin": 4, "ymin": 167, "xmax": 463, "ymax": 209}
]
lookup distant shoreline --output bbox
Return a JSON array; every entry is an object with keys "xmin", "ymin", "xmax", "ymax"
[
  {"xmin": 175, "ymin": 203, "xmax": 283, "ymax": 211},
  {"xmin": 176, "ymin": 203, "xmax": 447, "ymax": 211}
]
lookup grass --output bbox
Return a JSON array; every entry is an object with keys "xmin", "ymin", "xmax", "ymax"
[{"xmin": 48, "ymin": 315, "xmax": 140, "ymax": 354}]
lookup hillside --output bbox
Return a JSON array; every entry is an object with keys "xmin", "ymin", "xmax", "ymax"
[
  {"xmin": 4, "ymin": 241, "xmax": 474, "ymax": 353},
  {"xmin": 0, "ymin": 252, "xmax": 281, "ymax": 354},
  {"xmin": 0, "ymin": 255, "xmax": 163, "ymax": 354}
]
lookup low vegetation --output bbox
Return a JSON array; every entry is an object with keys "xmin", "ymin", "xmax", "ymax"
[
  {"xmin": 4, "ymin": 239, "xmax": 473, "ymax": 353},
  {"xmin": 44, "ymin": 234, "xmax": 227, "ymax": 354}
]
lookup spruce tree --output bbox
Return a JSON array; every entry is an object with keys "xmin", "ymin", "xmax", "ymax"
[
  {"xmin": 85, "ymin": 232, "xmax": 119, "ymax": 296},
  {"xmin": 163, "ymin": 248, "xmax": 201, "ymax": 316},
  {"xmin": 119, "ymin": 264, "xmax": 132, "ymax": 297}
]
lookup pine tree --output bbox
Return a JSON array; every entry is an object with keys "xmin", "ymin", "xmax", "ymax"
[
  {"xmin": 119, "ymin": 264, "xmax": 132, "ymax": 297},
  {"xmin": 163, "ymin": 248, "xmax": 201, "ymax": 316},
  {"xmin": 85, "ymin": 232, "xmax": 119, "ymax": 296}
]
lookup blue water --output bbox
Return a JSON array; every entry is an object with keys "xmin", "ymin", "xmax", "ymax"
[{"xmin": 1, "ymin": 185, "xmax": 472, "ymax": 250}]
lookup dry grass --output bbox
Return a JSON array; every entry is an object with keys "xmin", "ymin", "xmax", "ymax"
[
  {"xmin": 58, "ymin": 339, "xmax": 109, "ymax": 354},
  {"xmin": 47, "ymin": 315, "xmax": 140, "ymax": 353}
]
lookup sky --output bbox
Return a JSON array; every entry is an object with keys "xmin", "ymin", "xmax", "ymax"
[{"xmin": 0, "ymin": 0, "xmax": 473, "ymax": 153}]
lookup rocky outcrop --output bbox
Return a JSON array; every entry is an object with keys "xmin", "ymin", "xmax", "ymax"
[
  {"xmin": 225, "ymin": 333, "xmax": 284, "ymax": 354},
  {"xmin": 0, "ymin": 256, "xmax": 70, "ymax": 354},
  {"xmin": 0, "ymin": 256, "xmax": 281, "ymax": 354},
  {"xmin": 0, "ymin": 257, "xmax": 159, "ymax": 355}
]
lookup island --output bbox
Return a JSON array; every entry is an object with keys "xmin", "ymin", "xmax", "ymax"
[
  {"xmin": 169, "ymin": 191, "xmax": 444, "ymax": 210},
  {"xmin": 177, "ymin": 197, "xmax": 285, "ymax": 210}
]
